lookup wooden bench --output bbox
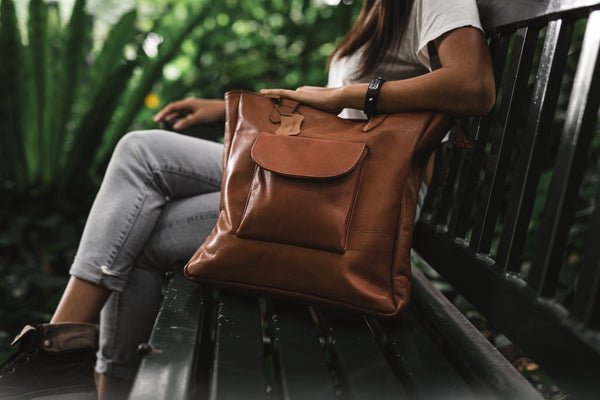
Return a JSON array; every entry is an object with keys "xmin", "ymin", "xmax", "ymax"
[{"xmin": 129, "ymin": 1, "xmax": 600, "ymax": 398}]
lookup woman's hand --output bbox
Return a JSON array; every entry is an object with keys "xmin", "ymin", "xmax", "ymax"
[
  {"xmin": 260, "ymin": 86, "xmax": 346, "ymax": 114},
  {"xmin": 153, "ymin": 98, "xmax": 226, "ymax": 130}
]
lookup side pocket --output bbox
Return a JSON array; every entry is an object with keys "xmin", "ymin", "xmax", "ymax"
[{"xmin": 236, "ymin": 132, "xmax": 368, "ymax": 253}]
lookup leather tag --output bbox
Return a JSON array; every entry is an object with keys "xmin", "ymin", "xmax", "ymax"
[
  {"xmin": 276, "ymin": 114, "xmax": 304, "ymax": 136},
  {"xmin": 11, "ymin": 325, "xmax": 36, "ymax": 345}
]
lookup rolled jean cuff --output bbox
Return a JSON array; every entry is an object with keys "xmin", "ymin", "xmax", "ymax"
[
  {"xmin": 95, "ymin": 355, "xmax": 139, "ymax": 381},
  {"xmin": 69, "ymin": 256, "xmax": 129, "ymax": 292}
]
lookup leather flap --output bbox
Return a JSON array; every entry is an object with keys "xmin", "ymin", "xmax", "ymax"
[{"xmin": 251, "ymin": 132, "xmax": 367, "ymax": 179}]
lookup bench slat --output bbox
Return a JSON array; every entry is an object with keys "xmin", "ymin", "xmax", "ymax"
[
  {"xmin": 432, "ymin": 33, "xmax": 508, "ymax": 230},
  {"xmin": 471, "ymin": 27, "xmax": 539, "ymax": 253},
  {"xmin": 471, "ymin": 26, "xmax": 540, "ymax": 255},
  {"xmin": 267, "ymin": 302, "xmax": 335, "ymax": 399},
  {"xmin": 413, "ymin": 222, "xmax": 600, "ymax": 399},
  {"xmin": 129, "ymin": 272, "xmax": 205, "ymax": 400},
  {"xmin": 209, "ymin": 293, "xmax": 266, "ymax": 399},
  {"xmin": 528, "ymin": 11, "xmax": 600, "ymax": 297},
  {"xmin": 496, "ymin": 18, "xmax": 575, "ymax": 272},
  {"xmin": 433, "ymin": 144, "xmax": 461, "ymax": 226},
  {"xmin": 314, "ymin": 310, "xmax": 409, "ymax": 399},
  {"xmin": 572, "ymin": 191, "xmax": 600, "ymax": 328},
  {"xmin": 449, "ymin": 33, "xmax": 510, "ymax": 239},
  {"xmin": 423, "ymin": 143, "xmax": 451, "ymax": 225},
  {"xmin": 367, "ymin": 313, "xmax": 479, "ymax": 399},
  {"xmin": 477, "ymin": 0, "xmax": 600, "ymax": 32},
  {"xmin": 410, "ymin": 267, "xmax": 543, "ymax": 400},
  {"xmin": 426, "ymin": 31, "xmax": 513, "ymax": 228}
]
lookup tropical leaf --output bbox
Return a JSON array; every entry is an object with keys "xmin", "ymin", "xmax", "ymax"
[
  {"xmin": 99, "ymin": 3, "xmax": 210, "ymax": 164},
  {"xmin": 43, "ymin": 1, "xmax": 62, "ymax": 186},
  {"xmin": 27, "ymin": 0, "xmax": 49, "ymax": 185},
  {"xmin": 57, "ymin": 9, "xmax": 140, "ymax": 191},
  {"xmin": 50, "ymin": 0, "xmax": 93, "ymax": 177},
  {"xmin": 61, "ymin": 60, "xmax": 137, "ymax": 191},
  {"xmin": 90, "ymin": 9, "xmax": 138, "ymax": 88},
  {"xmin": 0, "ymin": 0, "xmax": 27, "ymax": 189}
]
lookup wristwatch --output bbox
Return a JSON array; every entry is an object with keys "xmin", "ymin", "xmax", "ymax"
[{"xmin": 364, "ymin": 76, "xmax": 386, "ymax": 118}]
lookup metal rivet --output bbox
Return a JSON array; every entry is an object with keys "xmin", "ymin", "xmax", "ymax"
[
  {"xmin": 43, "ymin": 339, "xmax": 52, "ymax": 348},
  {"xmin": 138, "ymin": 343, "xmax": 157, "ymax": 356}
]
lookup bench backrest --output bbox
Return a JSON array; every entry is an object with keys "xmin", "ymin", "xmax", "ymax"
[{"xmin": 414, "ymin": 0, "xmax": 600, "ymax": 397}]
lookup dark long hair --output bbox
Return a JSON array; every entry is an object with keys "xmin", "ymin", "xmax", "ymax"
[{"xmin": 329, "ymin": 0, "xmax": 415, "ymax": 79}]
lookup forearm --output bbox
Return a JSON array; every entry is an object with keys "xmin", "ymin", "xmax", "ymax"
[
  {"xmin": 339, "ymin": 66, "xmax": 495, "ymax": 117},
  {"xmin": 154, "ymin": 98, "xmax": 226, "ymax": 130}
]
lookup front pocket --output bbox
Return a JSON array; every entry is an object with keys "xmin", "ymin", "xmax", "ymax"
[{"xmin": 236, "ymin": 132, "xmax": 368, "ymax": 253}]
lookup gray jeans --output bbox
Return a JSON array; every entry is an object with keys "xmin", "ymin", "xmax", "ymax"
[{"xmin": 69, "ymin": 130, "xmax": 223, "ymax": 379}]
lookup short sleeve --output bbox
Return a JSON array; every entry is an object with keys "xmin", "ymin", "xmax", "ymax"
[{"xmin": 414, "ymin": 0, "xmax": 484, "ymax": 67}]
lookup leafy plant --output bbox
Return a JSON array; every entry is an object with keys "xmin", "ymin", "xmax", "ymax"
[
  {"xmin": 0, "ymin": 0, "xmax": 210, "ymax": 201},
  {"xmin": 128, "ymin": 0, "xmax": 361, "ymax": 135}
]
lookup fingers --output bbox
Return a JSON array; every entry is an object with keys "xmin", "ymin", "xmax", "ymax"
[
  {"xmin": 162, "ymin": 112, "xmax": 182, "ymax": 121},
  {"xmin": 260, "ymin": 89, "xmax": 287, "ymax": 98},
  {"xmin": 261, "ymin": 89, "xmax": 304, "ymax": 104},
  {"xmin": 260, "ymin": 87, "xmax": 343, "ymax": 113},
  {"xmin": 172, "ymin": 112, "xmax": 202, "ymax": 130},
  {"xmin": 261, "ymin": 87, "xmax": 328, "ymax": 99},
  {"xmin": 153, "ymin": 104, "xmax": 174, "ymax": 122},
  {"xmin": 153, "ymin": 98, "xmax": 194, "ymax": 122},
  {"xmin": 295, "ymin": 86, "xmax": 321, "ymax": 91}
]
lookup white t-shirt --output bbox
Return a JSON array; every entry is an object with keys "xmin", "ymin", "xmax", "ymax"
[{"xmin": 328, "ymin": 0, "xmax": 483, "ymax": 119}]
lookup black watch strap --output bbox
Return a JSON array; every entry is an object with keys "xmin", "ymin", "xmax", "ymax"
[{"xmin": 364, "ymin": 76, "xmax": 386, "ymax": 118}]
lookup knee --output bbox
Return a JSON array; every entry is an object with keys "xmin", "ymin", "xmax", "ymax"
[
  {"xmin": 111, "ymin": 130, "xmax": 167, "ymax": 168},
  {"xmin": 114, "ymin": 130, "xmax": 160, "ymax": 157}
]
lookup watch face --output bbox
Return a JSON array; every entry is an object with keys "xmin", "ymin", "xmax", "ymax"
[{"xmin": 368, "ymin": 80, "xmax": 380, "ymax": 90}]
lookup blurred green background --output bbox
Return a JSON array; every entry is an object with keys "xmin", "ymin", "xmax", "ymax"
[{"xmin": 0, "ymin": 0, "xmax": 361, "ymax": 358}]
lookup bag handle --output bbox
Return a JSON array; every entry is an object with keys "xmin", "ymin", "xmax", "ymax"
[{"xmin": 268, "ymin": 96, "xmax": 390, "ymax": 134}]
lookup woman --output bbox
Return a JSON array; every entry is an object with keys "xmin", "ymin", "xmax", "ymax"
[{"xmin": 0, "ymin": 0, "xmax": 494, "ymax": 399}]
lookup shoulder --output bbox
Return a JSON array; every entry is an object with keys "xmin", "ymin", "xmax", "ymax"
[
  {"xmin": 409, "ymin": 0, "xmax": 484, "ymax": 69},
  {"xmin": 412, "ymin": 0, "xmax": 483, "ymax": 39},
  {"xmin": 412, "ymin": 0, "xmax": 481, "ymax": 25}
]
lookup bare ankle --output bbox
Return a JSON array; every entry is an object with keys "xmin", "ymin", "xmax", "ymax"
[
  {"xmin": 51, "ymin": 276, "xmax": 111, "ymax": 324},
  {"xmin": 96, "ymin": 373, "xmax": 133, "ymax": 400}
]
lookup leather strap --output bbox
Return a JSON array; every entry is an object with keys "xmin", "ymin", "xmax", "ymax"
[
  {"xmin": 270, "ymin": 98, "xmax": 301, "ymax": 123},
  {"xmin": 364, "ymin": 77, "xmax": 386, "ymax": 118}
]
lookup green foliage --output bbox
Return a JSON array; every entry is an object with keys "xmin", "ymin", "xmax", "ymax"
[
  {"xmin": 0, "ymin": 0, "xmax": 27, "ymax": 188},
  {"xmin": 0, "ymin": 0, "xmax": 215, "ymax": 201},
  {"xmin": 100, "ymin": 4, "xmax": 210, "ymax": 160},
  {"xmin": 114, "ymin": 0, "xmax": 360, "ymax": 147},
  {"xmin": 0, "ymin": 0, "xmax": 360, "ymax": 360}
]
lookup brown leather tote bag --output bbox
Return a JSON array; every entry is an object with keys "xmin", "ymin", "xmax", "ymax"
[{"xmin": 184, "ymin": 90, "xmax": 451, "ymax": 317}]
